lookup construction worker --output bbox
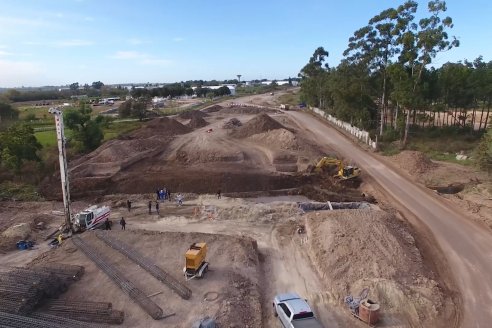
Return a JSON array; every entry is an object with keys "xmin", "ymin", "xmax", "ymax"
[
  {"xmin": 155, "ymin": 201, "xmax": 160, "ymax": 215},
  {"xmin": 217, "ymin": 189, "xmax": 221, "ymax": 199},
  {"xmin": 57, "ymin": 234, "xmax": 63, "ymax": 245},
  {"xmin": 127, "ymin": 200, "xmax": 132, "ymax": 212},
  {"xmin": 177, "ymin": 193, "xmax": 184, "ymax": 206},
  {"xmin": 148, "ymin": 200, "xmax": 152, "ymax": 214},
  {"xmin": 105, "ymin": 218, "xmax": 111, "ymax": 230},
  {"xmin": 120, "ymin": 217, "xmax": 126, "ymax": 230}
]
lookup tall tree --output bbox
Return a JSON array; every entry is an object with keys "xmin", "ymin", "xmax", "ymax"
[
  {"xmin": 299, "ymin": 47, "xmax": 331, "ymax": 108},
  {"xmin": 0, "ymin": 124, "xmax": 42, "ymax": 170},
  {"xmin": 0, "ymin": 100, "xmax": 19, "ymax": 124},
  {"xmin": 344, "ymin": 1, "xmax": 418, "ymax": 136},
  {"xmin": 64, "ymin": 102, "xmax": 104, "ymax": 152},
  {"xmin": 402, "ymin": 0, "xmax": 459, "ymax": 144},
  {"xmin": 69, "ymin": 82, "xmax": 79, "ymax": 91},
  {"xmin": 92, "ymin": 81, "xmax": 104, "ymax": 90}
]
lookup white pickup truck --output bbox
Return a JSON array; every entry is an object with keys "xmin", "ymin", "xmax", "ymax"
[{"xmin": 273, "ymin": 292, "xmax": 324, "ymax": 328}]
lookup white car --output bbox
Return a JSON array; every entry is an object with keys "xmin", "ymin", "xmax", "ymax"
[{"xmin": 273, "ymin": 292, "xmax": 323, "ymax": 328}]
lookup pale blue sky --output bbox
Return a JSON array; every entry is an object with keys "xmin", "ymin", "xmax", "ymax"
[{"xmin": 0, "ymin": 0, "xmax": 490, "ymax": 87}]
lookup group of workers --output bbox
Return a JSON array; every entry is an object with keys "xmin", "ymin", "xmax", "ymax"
[
  {"xmin": 156, "ymin": 188, "xmax": 171, "ymax": 201},
  {"xmin": 102, "ymin": 188, "xmax": 216, "ymax": 232}
]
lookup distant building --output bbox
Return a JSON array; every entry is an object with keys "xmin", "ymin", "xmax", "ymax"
[{"xmin": 260, "ymin": 80, "xmax": 297, "ymax": 86}]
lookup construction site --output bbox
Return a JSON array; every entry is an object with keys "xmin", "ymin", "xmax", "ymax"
[{"xmin": 1, "ymin": 93, "xmax": 490, "ymax": 327}]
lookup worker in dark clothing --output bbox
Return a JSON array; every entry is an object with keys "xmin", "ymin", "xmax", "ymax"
[
  {"xmin": 167, "ymin": 189, "xmax": 171, "ymax": 202},
  {"xmin": 120, "ymin": 217, "xmax": 126, "ymax": 230},
  {"xmin": 217, "ymin": 189, "xmax": 221, "ymax": 199},
  {"xmin": 105, "ymin": 218, "xmax": 111, "ymax": 230},
  {"xmin": 155, "ymin": 201, "xmax": 160, "ymax": 215},
  {"xmin": 127, "ymin": 200, "xmax": 132, "ymax": 212},
  {"xmin": 148, "ymin": 200, "xmax": 152, "ymax": 214}
]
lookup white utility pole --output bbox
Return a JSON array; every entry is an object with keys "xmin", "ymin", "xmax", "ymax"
[{"xmin": 49, "ymin": 107, "xmax": 73, "ymax": 233}]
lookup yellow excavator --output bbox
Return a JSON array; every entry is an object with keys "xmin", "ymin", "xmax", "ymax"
[{"xmin": 314, "ymin": 157, "xmax": 361, "ymax": 180}]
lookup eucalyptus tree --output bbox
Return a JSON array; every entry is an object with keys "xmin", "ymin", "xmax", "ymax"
[
  {"xmin": 439, "ymin": 62, "xmax": 474, "ymax": 127},
  {"xmin": 299, "ymin": 47, "xmax": 331, "ymax": 109},
  {"xmin": 331, "ymin": 61, "xmax": 377, "ymax": 130},
  {"xmin": 401, "ymin": 0, "xmax": 459, "ymax": 144},
  {"xmin": 469, "ymin": 56, "xmax": 492, "ymax": 130},
  {"xmin": 344, "ymin": 1, "xmax": 418, "ymax": 136}
]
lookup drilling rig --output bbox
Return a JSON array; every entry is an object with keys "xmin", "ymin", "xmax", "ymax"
[
  {"xmin": 49, "ymin": 107, "xmax": 111, "ymax": 235},
  {"xmin": 49, "ymin": 107, "xmax": 74, "ymax": 234}
]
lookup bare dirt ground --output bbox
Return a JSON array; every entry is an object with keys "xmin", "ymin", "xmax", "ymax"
[
  {"xmin": 385, "ymin": 150, "xmax": 492, "ymax": 231},
  {"xmin": 0, "ymin": 90, "xmax": 472, "ymax": 327}
]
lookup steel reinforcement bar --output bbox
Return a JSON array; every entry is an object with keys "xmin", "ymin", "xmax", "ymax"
[
  {"xmin": 95, "ymin": 231, "xmax": 192, "ymax": 300},
  {"xmin": 0, "ymin": 311, "xmax": 103, "ymax": 328},
  {"xmin": 71, "ymin": 236, "xmax": 166, "ymax": 320}
]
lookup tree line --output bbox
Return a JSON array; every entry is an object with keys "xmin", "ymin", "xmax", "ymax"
[
  {"xmin": 298, "ymin": 1, "xmax": 492, "ymax": 143},
  {"xmin": 299, "ymin": 0, "xmax": 492, "ymax": 171}
]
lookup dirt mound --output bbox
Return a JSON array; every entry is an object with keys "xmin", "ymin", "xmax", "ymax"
[
  {"xmin": 222, "ymin": 118, "xmax": 242, "ymax": 129},
  {"xmin": 187, "ymin": 116, "xmax": 209, "ymax": 129},
  {"xmin": 220, "ymin": 106, "xmax": 276, "ymax": 115},
  {"xmin": 306, "ymin": 210, "xmax": 448, "ymax": 327},
  {"xmin": 202, "ymin": 104, "xmax": 223, "ymax": 113},
  {"xmin": 390, "ymin": 150, "xmax": 437, "ymax": 175},
  {"xmin": 2, "ymin": 222, "xmax": 31, "ymax": 239},
  {"xmin": 248, "ymin": 128, "xmax": 298, "ymax": 150},
  {"xmin": 230, "ymin": 113, "xmax": 284, "ymax": 138},
  {"xmin": 131, "ymin": 117, "xmax": 191, "ymax": 138},
  {"xmin": 178, "ymin": 110, "xmax": 208, "ymax": 119}
]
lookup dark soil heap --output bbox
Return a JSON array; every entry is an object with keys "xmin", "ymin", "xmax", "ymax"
[
  {"xmin": 231, "ymin": 113, "xmax": 284, "ymax": 138},
  {"xmin": 131, "ymin": 117, "xmax": 191, "ymax": 138},
  {"xmin": 187, "ymin": 116, "xmax": 209, "ymax": 129},
  {"xmin": 179, "ymin": 110, "xmax": 208, "ymax": 119},
  {"xmin": 202, "ymin": 104, "xmax": 223, "ymax": 113},
  {"xmin": 223, "ymin": 118, "xmax": 242, "ymax": 129}
]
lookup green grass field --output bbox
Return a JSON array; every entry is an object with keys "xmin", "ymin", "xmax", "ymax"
[
  {"xmin": 35, "ymin": 130, "xmax": 58, "ymax": 147},
  {"xmin": 277, "ymin": 91, "xmax": 300, "ymax": 106},
  {"xmin": 103, "ymin": 120, "xmax": 143, "ymax": 141}
]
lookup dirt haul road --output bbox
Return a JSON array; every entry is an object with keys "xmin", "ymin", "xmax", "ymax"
[{"xmin": 285, "ymin": 110, "xmax": 492, "ymax": 328}]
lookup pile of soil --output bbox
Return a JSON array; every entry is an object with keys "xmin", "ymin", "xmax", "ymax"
[
  {"xmin": 202, "ymin": 105, "xmax": 223, "ymax": 113},
  {"xmin": 131, "ymin": 117, "xmax": 191, "ymax": 138},
  {"xmin": 187, "ymin": 116, "xmax": 209, "ymax": 129},
  {"xmin": 178, "ymin": 110, "xmax": 208, "ymax": 119},
  {"xmin": 78, "ymin": 139, "xmax": 165, "ymax": 164},
  {"xmin": 222, "ymin": 118, "xmax": 242, "ymax": 129},
  {"xmin": 230, "ymin": 113, "xmax": 284, "ymax": 138},
  {"xmin": 248, "ymin": 128, "xmax": 298, "ymax": 150},
  {"xmin": 305, "ymin": 210, "xmax": 449, "ymax": 327},
  {"xmin": 390, "ymin": 150, "xmax": 437, "ymax": 175}
]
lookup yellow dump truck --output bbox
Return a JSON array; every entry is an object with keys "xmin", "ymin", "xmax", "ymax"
[{"xmin": 184, "ymin": 242, "xmax": 209, "ymax": 280}]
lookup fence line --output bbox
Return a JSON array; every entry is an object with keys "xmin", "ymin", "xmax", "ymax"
[{"xmin": 311, "ymin": 107, "xmax": 377, "ymax": 149}]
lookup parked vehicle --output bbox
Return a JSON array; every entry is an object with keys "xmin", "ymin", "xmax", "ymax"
[{"xmin": 273, "ymin": 292, "xmax": 323, "ymax": 328}]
